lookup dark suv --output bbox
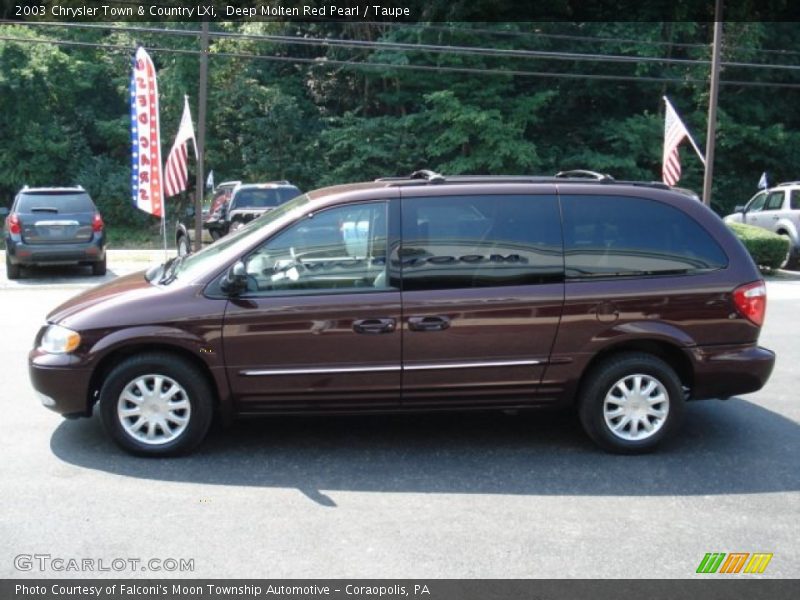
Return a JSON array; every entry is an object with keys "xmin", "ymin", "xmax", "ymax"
[
  {"xmin": 225, "ymin": 182, "xmax": 301, "ymax": 233},
  {"xmin": 28, "ymin": 172, "xmax": 774, "ymax": 456},
  {"xmin": 175, "ymin": 180, "xmax": 240, "ymax": 256},
  {"xmin": 3, "ymin": 186, "xmax": 106, "ymax": 279}
]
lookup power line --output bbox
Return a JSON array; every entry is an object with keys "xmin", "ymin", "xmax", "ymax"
[
  {"xmin": 349, "ymin": 20, "xmax": 800, "ymax": 60},
  {"xmin": 360, "ymin": 21, "xmax": 709, "ymax": 50},
  {"xmin": 6, "ymin": 20, "xmax": 800, "ymax": 74},
  {"xmin": 3, "ymin": 32, "xmax": 800, "ymax": 89}
]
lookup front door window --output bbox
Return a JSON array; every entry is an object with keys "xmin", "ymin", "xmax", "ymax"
[{"xmin": 243, "ymin": 202, "xmax": 390, "ymax": 294}]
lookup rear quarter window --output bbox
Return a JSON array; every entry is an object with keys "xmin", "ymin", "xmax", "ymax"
[
  {"xmin": 16, "ymin": 193, "xmax": 95, "ymax": 213},
  {"xmin": 791, "ymin": 190, "xmax": 800, "ymax": 210},
  {"xmin": 561, "ymin": 195, "xmax": 728, "ymax": 278}
]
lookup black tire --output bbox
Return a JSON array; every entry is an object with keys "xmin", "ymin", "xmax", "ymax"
[
  {"xmin": 578, "ymin": 352, "xmax": 685, "ymax": 454},
  {"xmin": 780, "ymin": 240, "xmax": 799, "ymax": 270},
  {"xmin": 98, "ymin": 353, "xmax": 214, "ymax": 457},
  {"xmin": 6, "ymin": 253, "xmax": 21, "ymax": 280},
  {"xmin": 91, "ymin": 256, "xmax": 107, "ymax": 276},
  {"xmin": 177, "ymin": 234, "xmax": 191, "ymax": 257}
]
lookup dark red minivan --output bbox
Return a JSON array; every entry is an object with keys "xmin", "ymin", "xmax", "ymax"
[{"xmin": 29, "ymin": 172, "xmax": 775, "ymax": 456}]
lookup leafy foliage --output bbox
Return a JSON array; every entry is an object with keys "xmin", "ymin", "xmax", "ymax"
[
  {"xmin": 2, "ymin": 20, "xmax": 800, "ymax": 242},
  {"xmin": 728, "ymin": 222, "xmax": 791, "ymax": 271}
]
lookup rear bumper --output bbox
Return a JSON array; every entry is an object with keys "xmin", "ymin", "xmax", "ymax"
[
  {"xmin": 28, "ymin": 349, "xmax": 92, "ymax": 417},
  {"xmin": 7, "ymin": 235, "xmax": 106, "ymax": 266},
  {"xmin": 689, "ymin": 343, "xmax": 775, "ymax": 400}
]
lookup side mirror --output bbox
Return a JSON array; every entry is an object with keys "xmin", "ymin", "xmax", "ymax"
[
  {"xmin": 220, "ymin": 261, "xmax": 248, "ymax": 295},
  {"xmin": 0, "ymin": 207, "xmax": 8, "ymax": 217},
  {"xmin": 734, "ymin": 205, "xmax": 746, "ymax": 213}
]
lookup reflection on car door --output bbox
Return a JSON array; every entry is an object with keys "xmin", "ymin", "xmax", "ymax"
[
  {"xmin": 222, "ymin": 198, "xmax": 402, "ymax": 413},
  {"xmin": 398, "ymin": 191, "xmax": 565, "ymax": 408}
]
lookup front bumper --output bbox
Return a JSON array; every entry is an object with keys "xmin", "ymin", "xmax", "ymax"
[
  {"xmin": 689, "ymin": 343, "xmax": 776, "ymax": 400},
  {"xmin": 28, "ymin": 349, "xmax": 92, "ymax": 417}
]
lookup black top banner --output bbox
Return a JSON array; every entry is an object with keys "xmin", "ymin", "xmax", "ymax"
[{"xmin": 5, "ymin": 0, "xmax": 800, "ymax": 22}]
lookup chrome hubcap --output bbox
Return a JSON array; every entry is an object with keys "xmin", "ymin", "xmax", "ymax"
[
  {"xmin": 117, "ymin": 374, "xmax": 191, "ymax": 445},
  {"xmin": 603, "ymin": 373, "xmax": 669, "ymax": 441}
]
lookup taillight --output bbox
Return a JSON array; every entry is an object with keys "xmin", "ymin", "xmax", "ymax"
[
  {"xmin": 92, "ymin": 213, "xmax": 104, "ymax": 232},
  {"xmin": 6, "ymin": 213, "xmax": 21, "ymax": 235},
  {"xmin": 733, "ymin": 281, "xmax": 767, "ymax": 326}
]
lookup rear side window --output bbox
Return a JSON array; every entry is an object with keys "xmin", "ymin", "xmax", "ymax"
[
  {"xmin": 16, "ymin": 193, "xmax": 95, "ymax": 213},
  {"xmin": 400, "ymin": 195, "xmax": 563, "ymax": 290},
  {"xmin": 790, "ymin": 190, "xmax": 800, "ymax": 210},
  {"xmin": 561, "ymin": 195, "xmax": 727, "ymax": 278},
  {"xmin": 231, "ymin": 187, "xmax": 300, "ymax": 209}
]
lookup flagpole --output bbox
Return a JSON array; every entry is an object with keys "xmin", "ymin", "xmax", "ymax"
[
  {"xmin": 702, "ymin": 0, "xmax": 724, "ymax": 206},
  {"xmin": 193, "ymin": 20, "xmax": 209, "ymax": 252},
  {"xmin": 162, "ymin": 210, "xmax": 167, "ymax": 261}
]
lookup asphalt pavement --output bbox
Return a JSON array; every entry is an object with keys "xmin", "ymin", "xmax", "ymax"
[{"xmin": 0, "ymin": 251, "xmax": 797, "ymax": 578}]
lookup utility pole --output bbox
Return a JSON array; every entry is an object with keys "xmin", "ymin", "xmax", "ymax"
[
  {"xmin": 702, "ymin": 0, "xmax": 723, "ymax": 206},
  {"xmin": 193, "ymin": 20, "xmax": 209, "ymax": 252}
]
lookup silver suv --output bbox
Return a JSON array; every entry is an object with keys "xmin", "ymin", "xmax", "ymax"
[{"xmin": 724, "ymin": 182, "xmax": 800, "ymax": 269}]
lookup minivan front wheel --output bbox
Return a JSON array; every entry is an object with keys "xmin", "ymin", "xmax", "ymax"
[
  {"xmin": 99, "ymin": 353, "xmax": 213, "ymax": 456},
  {"xmin": 578, "ymin": 352, "xmax": 684, "ymax": 454}
]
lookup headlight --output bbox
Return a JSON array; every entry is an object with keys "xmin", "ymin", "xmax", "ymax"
[{"xmin": 40, "ymin": 324, "xmax": 81, "ymax": 354}]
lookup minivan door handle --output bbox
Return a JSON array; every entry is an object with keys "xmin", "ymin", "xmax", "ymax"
[
  {"xmin": 353, "ymin": 318, "xmax": 396, "ymax": 334},
  {"xmin": 408, "ymin": 315, "xmax": 451, "ymax": 332}
]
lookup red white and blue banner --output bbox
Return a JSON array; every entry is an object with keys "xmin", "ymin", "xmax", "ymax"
[{"xmin": 130, "ymin": 47, "xmax": 164, "ymax": 217}]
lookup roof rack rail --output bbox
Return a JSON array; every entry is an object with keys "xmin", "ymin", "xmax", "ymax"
[
  {"xmin": 555, "ymin": 170, "xmax": 615, "ymax": 182},
  {"xmin": 776, "ymin": 181, "xmax": 800, "ymax": 187},
  {"xmin": 376, "ymin": 170, "xmax": 445, "ymax": 184},
  {"xmin": 375, "ymin": 170, "xmax": 672, "ymax": 191},
  {"xmin": 20, "ymin": 185, "xmax": 85, "ymax": 192}
]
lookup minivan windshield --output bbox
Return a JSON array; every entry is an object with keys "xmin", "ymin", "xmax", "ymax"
[{"xmin": 161, "ymin": 193, "xmax": 311, "ymax": 284}]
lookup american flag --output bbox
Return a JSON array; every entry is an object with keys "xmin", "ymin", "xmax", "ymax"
[
  {"xmin": 130, "ymin": 47, "xmax": 163, "ymax": 217},
  {"xmin": 662, "ymin": 97, "xmax": 691, "ymax": 186},
  {"xmin": 164, "ymin": 97, "xmax": 197, "ymax": 198}
]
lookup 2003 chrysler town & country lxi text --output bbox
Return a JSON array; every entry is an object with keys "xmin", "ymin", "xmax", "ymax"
[{"xmin": 28, "ymin": 172, "xmax": 776, "ymax": 456}]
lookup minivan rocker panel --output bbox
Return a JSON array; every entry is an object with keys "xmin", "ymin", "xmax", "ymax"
[{"xmin": 28, "ymin": 175, "xmax": 775, "ymax": 455}]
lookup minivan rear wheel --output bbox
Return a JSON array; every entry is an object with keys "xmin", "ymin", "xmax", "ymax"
[
  {"xmin": 99, "ymin": 353, "xmax": 213, "ymax": 456},
  {"xmin": 578, "ymin": 352, "xmax": 684, "ymax": 454}
]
